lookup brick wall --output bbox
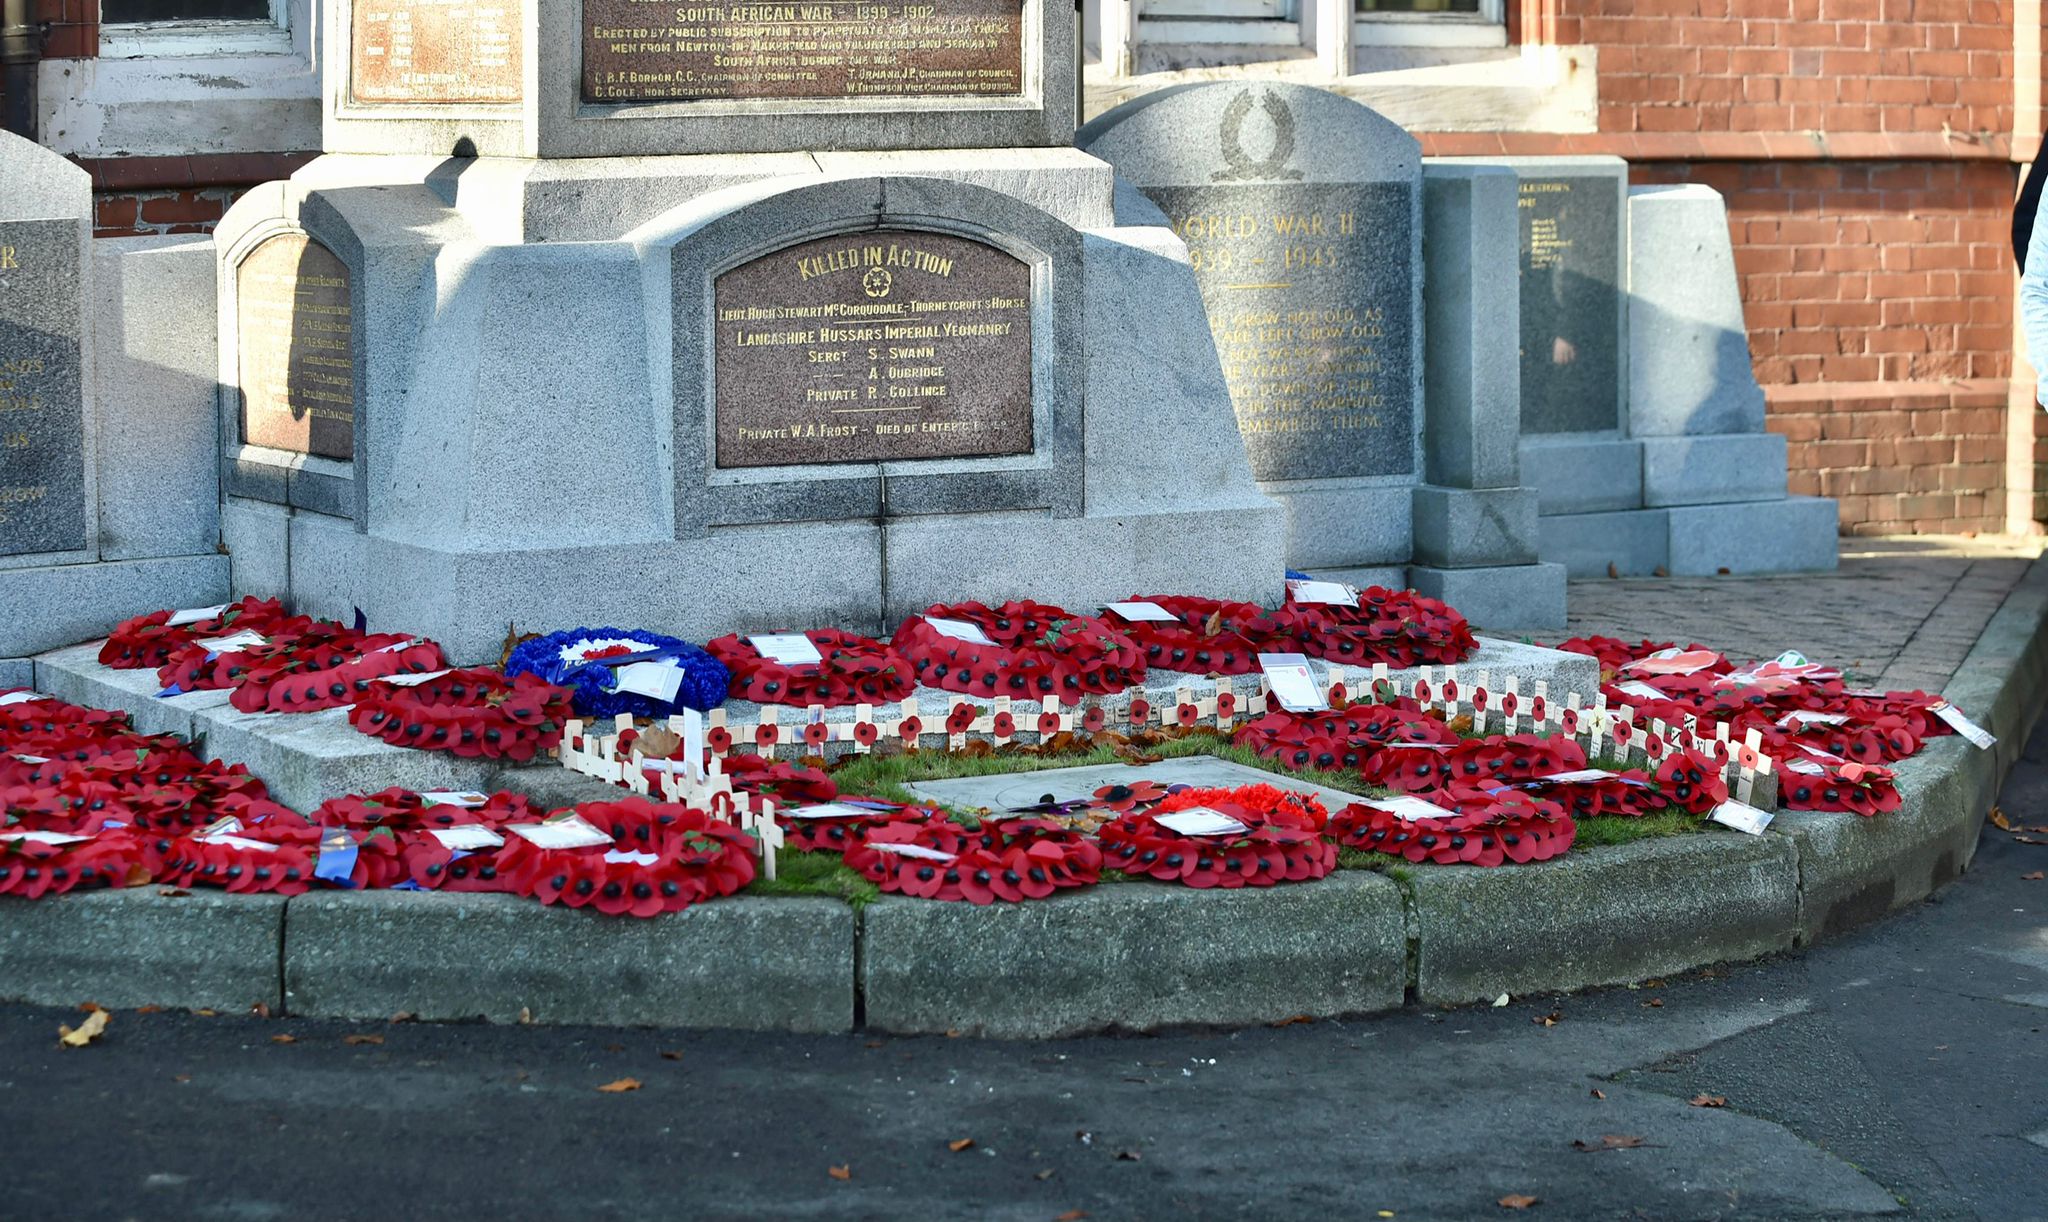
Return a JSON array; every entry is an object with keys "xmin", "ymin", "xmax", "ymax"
[{"xmin": 1484, "ymin": 0, "xmax": 2034, "ymax": 536}]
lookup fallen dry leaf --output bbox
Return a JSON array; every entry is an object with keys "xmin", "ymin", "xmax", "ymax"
[
  {"xmin": 1590, "ymin": 1088, "xmax": 1606, "ymax": 1100},
  {"xmin": 156, "ymin": 886, "xmax": 190, "ymax": 897},
  {"xmin": 343, "ymin": 1034, "xmax": 383, "ymax": 1046},
  {"xmin": 249, "ymin": 1002, "xmax": 272, "ymax": 1018},
  {"xmin": 1034, "ymin": 1168, "xmax": 1056, "ymax": 1181},
  {"xmin": 134, "ymin": 1004, "xmax": 163, "ymax": 1015},
  {"xmin": 1689, "ymin": 1094, "xmax": 1727, "ymax": 1108},
  {"xmin": 827, "ymin": 1165, "xmax": 851, "ymax": 1181},
  {"xmin": 1269, "ymin": 1015, "xmax": 1315, "ymax": 1027},
  {"xmin": 1498, "ymin": 1194, "xmax": 1540, "ymax": 1210},
  {"xmin": 597, "ymin": 1078, "xmax": 642, "ymax": 1093},
  {"xmin": 171, "ymin": 1073, "xmax": 191, "ymax": 1083},
  {"xmin": 1643, "ymin": 998, "xmax": 1665, "ymax": 1008},
  {"xmin": 1114, "ymin": 1150, "xmax": 1142, "ymax": 1162},
  {"xmin": 2025, "ymin": 872, "xmax": 2045, "ymax": 881},
  {"xmin": 518, "ymin": 1007, "xmax": 533, "ymax": 1025},
  {"xmin": 193, "ymin": 1009, "xmax": 216, "ymax": 1017},
  {"xmin": 1533, "ymin": 1010, "xmax": 1561, "ymax": 1027},
  {"xmin": 1572, "ymin": 1134, "xmax": 1649, "ymax": 1152},
  {"xmin": 945, "ymin": 1029, "xmax": 963, "ymax": 1038},
  {"xmin": 391, "ymin": 1011, "xmax": 417, "ymax": 1024},
  {"xmin": 948, "ymin": 1138, "xmax": 976, "ymax": 1152},
  {"xmin": 660, "ymin": 1050, "xmax": 683, "ymax": 1061},
  {"xmin": 1055, "ymin": 1212, "xmax": 1088, "ymax": 1222},
  {"xmin": 2017, "ymin": 835, "xmax": 2048, "ymax": 845},
  {"xmin": 58, "ymin": 1008, "xmax": 110, "ymax": 1048},
  {"xmin": 637, "ymin": 726, "xmax": 683, "ymax": 758},
  {"xmin": 1606, "ymin": 562, "xmax": 1620, "ymax": 579},
  {"xmin": 270, "ymin": 1034, "xmax": 296, "ymax": 1045},
  {"xmin": 1991, "ymin": 806, "xmax": 2014, "ymax": 831}
]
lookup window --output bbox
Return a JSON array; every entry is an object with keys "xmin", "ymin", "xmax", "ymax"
[
  {"xmin": 99, "ymin": 0, "xmax": 293, "ymax": 58},
  {"xmin": 1356, "ymin": 0, "xmax": 1505, "ymax": 47},
  {"xmin": 102, "ymin": 0, "xmax": 271, "ymax": 19}
]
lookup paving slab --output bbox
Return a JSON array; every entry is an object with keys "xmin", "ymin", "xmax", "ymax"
[
  {"xmin": 861, "ymin": 871, "xmax": 1407, "ymax": 1037},
  {"xmin": 283, "ymin": 890, "xmax": 853, "ymax": 1033}
]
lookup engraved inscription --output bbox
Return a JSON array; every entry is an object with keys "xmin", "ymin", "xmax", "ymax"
[
  {"xmin": 713, "ymin": 229, "xmax": 1032, "ymax": 468},
  {"xmin": 582, "ymin": 0, "xmax": 1023, "ymax": 103},
  {"xmin": 1145, "ymin": 182, "xmax": 1415, "ymax": 482},
  {"xmin": 236, "ymin": 234, "xmax": 356, "ymax": 461},
  {"xmin": 0, "ymin": 220, "xmax": 88, "ymax": 555},
  {"xmin": 352, "ymin": 0, "xmax": 523, "ymax": 105},
  {"xmin": 1517, "ymin": 176, "xmax": 1621, "ymax": 435}
]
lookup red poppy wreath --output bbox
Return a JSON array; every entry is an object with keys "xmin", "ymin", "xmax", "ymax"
[
  {"xmin": 706, "ymin": 628, "xmax": 915, "ymax": 708},
  {"xmin": 893, "ymin": 601, "xmax": 1146, "ymax": 699},
  {"xmin": 842, "ymin": 812, "xmax": 1102, "ymax": 903},
  {"xmin": 1095, "ymin": 784, "xmax": 1336, "ymax": 888},
  {"xmin": 1326, "ymin": 791, "xmax": 1576, "ymax": 868},
  {"xmin": 348, "ymin": 668, "xmax": 573, "ymax": 762},
  {"xmin": 497, "ymin": 799, "xmax": 757, "ymax": 917},
  {"xmin": 1108, "ymin": 595, "xmax": 1287, "ymax": 677}
]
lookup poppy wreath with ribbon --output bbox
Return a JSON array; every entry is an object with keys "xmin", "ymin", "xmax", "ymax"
[
  {"xmin": 348, "ymin": 668, "xmax": 572, "ymax": 763},
  {"xmin": 146, "ymin": 818, "xmax": 321, "ymax": 895},
  {"xmin": 1551, "ymin": 635, "xmax": 1680, "ymax": 677},
  {"xmin": 1327, "ymin": 791, "xmax": 1576, "ymax": 868},
  {"xmin": 0, "ymin": 698, "xmax": 138, "ymax": 758},
  {"xmin": 1096, "ymin": 786, "xmax": 1336, "ymax": 888},
  {"xmin": 843, "ymin": 812, "xmax": 1102, "ymax": 903},
  {"xmin": 1111, "ymin": 595, "xmax": 1288, "ymax": 677},
  {"xmin": 505, "ymin": 628, "xmax": 731, "ymax": 720},
  {"xmin": 1274, "ymin": 586, "xmax": 1478, "ymax": 669},
  {"xmin": 772, "ymin": 798, "xmax": 936, "ymax": 854},
  {"xmin": 1433, "ymin": 734, "xmax": 1591, "ymax": 800},
  {"xmin": 1508, "ymin": 769, "xmax": 1663, "ymax": 820},
  {"xmin": 497, "ymin": 799, "xmax": 757, "ymax": 918},
  {"xmin": 98, "ymin": 596, "xmax": 293, "ymax": 671},
  {"xmin": 2, "ymin": 775, "xmax": 143, "ymax": 836},
  {"xmin": 1781, "ymin": 757, "xmax": 1900, "ymax": 817},
  {"xmin": 5, "ymin": 748, "xmax": 272, "ymax": 833},
  {"xmin": 705, "ymin": 628, "xmax": 914, "ymax": 708},
  {"xmin": 893, "ymin": 601, "xmax": 1147, "ymax": 699},
  {"xmin": 0, "ymin": 827, "xmax": 151, "ymax": 897},
  {"xmin": 313, "ymin": 787, "xmax": 541, "ymax": 832},
  {"xmin": 1229, "ymin": 703, "xmax": 1456, "ymax": 771},
  {"xmin": 400, "ymin": 834, "xmax": 518, "ymax": 893},
  {"xmin": 154, "ymin": 615, "xmax": 349, "ymax": 695},
  {"xmin": 228, "ymin": 637, "xmax": 449, "ymax": 715}
]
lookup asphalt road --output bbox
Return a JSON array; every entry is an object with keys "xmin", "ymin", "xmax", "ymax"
[{"xmin": 9, "ymin": 734, "xmax": 2048, "ymax": 1221}]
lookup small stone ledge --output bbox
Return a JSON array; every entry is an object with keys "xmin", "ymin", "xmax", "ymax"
[
  {"xmin": 1408, "ymin": 833, "xmax": 1801, "ymax": 1006},
  {"xmin": 0, "ymin": 888, "xmax": 284, "ymax": 1014},
  {"xmin": 860, "ymin": 872, "xmax": 1407, "ymax": 1038},
  {"xmin": 281, "ymin": 890, "xmax": 854, "ymax": 1033}
]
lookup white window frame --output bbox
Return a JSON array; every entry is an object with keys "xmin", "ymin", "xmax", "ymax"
[
  {"xmin": 1355, "ymin": 0, "xmax": 1506, "ymax": 48},
  {"xmin": 99, "ymin": 0, "xmax": 294, "ymax": 59}
]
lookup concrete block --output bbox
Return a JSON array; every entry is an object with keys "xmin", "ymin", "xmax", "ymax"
[
  {"xmin": 1313, "ymin": 564, "xmax": 1413, "ymax": 592},
  {"xmin": 1627, "ymin": 184, "xmax": 1769, "ymax": 437},
  {"xmin": 92, "ymin": 235, "xmax": 221, "ymax": 562},
  {"xmin": 1666, "ymin": 496, "xmax": 1839, "ymax": 576},
  {"xmin": 0, "ymin": 658, "xmax": 30, "ymax": 689},
  {"xmin": 861, "ymin": 872, "xmax": 1407, "ymax": 1036},
  {"xmin": 1411, "ymin": 485, "xmax": 1540, "ymax": 569},
  {"xmin": 1520, "ymin": 436, "xmax": 1643, "ymax": 515},
  {"xmin": 0, "ymin": 888, "xmax": 285, "ymax": 1013},
  {"xmin": 33, "ymin": 641, "xmax": 231, "ymax": 740},
  {"xmin": 1421, "ymin": 162, "xmax": 1522, "ymax": 490},
  {"xmin": 1270, "ymin": 483, "xmax": 1417, "ymax": 569},
  {"xmin": 0, "ymin": 554, "xmax": 228, "ymax": 657},
  {"xmin": 1539, "ymin": 508, "xmax": 1670, "ymax": 578},
  {"xmin": 1640, "ymin": 433, "xmax": 1788, "ymax": 508},
  {"xmin": 1408, "ymin": 562, "xmax": 1567, "ymax": 633},
  {"xmin": 1410, "ymin": 833, "xmax": 1800, "ymax": 1005},
  {"xmin": 1776, "ymin": 737, "xmax": 1986, "ymax": 944},
  {"xmin": 198, "ymin": 706, "xmax": 495, "ymax": 813},
  {"xmin": 221, "ymin": 497, "xmax": 290, "ymax": 600},
  {"xmin": 283, "ymin": 890, "xmax": 854, "ymax": 1032}
]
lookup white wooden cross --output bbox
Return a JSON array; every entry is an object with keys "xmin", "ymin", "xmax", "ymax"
[{"xmin": 754, "ymin": 800, "xmax": 784, "ymax": 880}]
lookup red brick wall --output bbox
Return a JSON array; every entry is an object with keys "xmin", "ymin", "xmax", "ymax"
[{"xmin": 93, "ymin": 189, "xmax": 240, "ymax": 238}]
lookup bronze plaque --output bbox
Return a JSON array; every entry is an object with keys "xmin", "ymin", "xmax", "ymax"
[
  {"xmin": 236, "ymin": 234, "xmax": 356, "ymax": 461},
  {"xmin": 351, "ymin": 0, "xmax": 522, "ymax": 105},
  {"xmin": 583, "ymin": 0, "xmax": 1024, "ymax": 104},
  {"xmin": 713, "ymin": 230, "xmax": 1032, "ymax": 469}
]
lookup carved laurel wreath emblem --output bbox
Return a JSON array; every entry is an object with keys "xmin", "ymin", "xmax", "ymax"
[{"xmin": 1213, "ymin": 89, "xmax": 1305, "ymax": 183}]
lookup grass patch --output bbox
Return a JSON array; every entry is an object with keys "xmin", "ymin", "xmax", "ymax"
[
  {"xmin": 1572, "ymin": 807, "xmax": 1710, "ymax": 847},
  {"xmin": 744, "ymin": 848, "xmax": 880, "ymax": 909}
]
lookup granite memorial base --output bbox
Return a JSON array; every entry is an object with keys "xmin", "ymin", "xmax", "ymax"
[
  {"xmin": 1540, "ymin": 497, "xmax": 1840, "ymax": 579},
  {"xmin": 211, "ymin": 152, "xmax": 1287, "ymax": 663},
  {"xmin": 0, "ymin": 134, "xmax": 228, "ymax": 655}
]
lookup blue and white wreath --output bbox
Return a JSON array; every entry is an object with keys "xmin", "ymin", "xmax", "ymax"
[{"xmin": 504, "ymin": 627, "xmax": 730, "ymax": 720}]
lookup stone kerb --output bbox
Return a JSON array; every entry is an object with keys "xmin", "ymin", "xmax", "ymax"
[
  {"xmin": 643, "ymin": 175, "xmax": 1084, "ymax": 535},
  {"xmin": 323, "ymin": 0, "xmax": 1077, "ymax": 159}
]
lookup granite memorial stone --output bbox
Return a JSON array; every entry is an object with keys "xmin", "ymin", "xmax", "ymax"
[
  {"xmin": 0, "ymin": 134, "xmax": 89, "ymax": 558},
  {"xmin": 1496, "ymin": 157, "xmax": 1628, "ymax": 436},
  {"xmin": 712, "ymin": 229, "xmax": 1033, "ymax": 467},
  {"xmin": 1079, "ymin": 83, "xmax": 1423, "ymax": 571},
  {"xmin": 234, "ymin": 232, "xmax": 356, "ymax": 461}
]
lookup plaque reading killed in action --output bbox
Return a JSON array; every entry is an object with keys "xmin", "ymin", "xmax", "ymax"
[
  {"xmin": 352, "ymin": 0, "xmax": 522, "ymax": 104},
  {"xmin": 1143, "ymin": 182, "xmax": 1415, "ymax": 482},
  {"xmin": 236, "ymin": 234, "xmax": 356, "ymax": 461},
  {"xmin": 713, "ymin": 229, "xmax": 1032, "ymax": 469},
  {"xmin": 1518, "ymin": 176, "xmax": 1621, "ymax": 434},
  {"xmin": 0, "ymin": 220, "xmax": 88, "ymax": 556},
  {"xmin": 583, "ymin": 0, "xmax": 1023, "ymax": 103}
]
